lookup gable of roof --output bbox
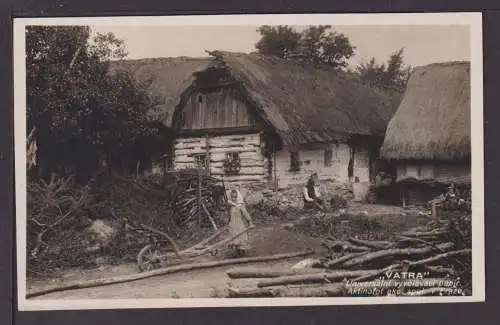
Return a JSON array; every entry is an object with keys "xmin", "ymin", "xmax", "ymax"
[
  {"xmin": 108, "ymin": 57, "xmax": 212, "ymax": 125},
  {"xmin": 176, "ymin": 51, "xmax": 398, "ymax": 147}
]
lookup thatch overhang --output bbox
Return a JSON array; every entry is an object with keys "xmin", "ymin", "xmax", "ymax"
[
  {"xmin": 172, "ymin": 51, "xmax": 398, "ymax": 148},
  {"xmin": 108, "ymin": 57, "xmax": 212, "ymax": 125},
  {"xmin": 379, "ymin": 61, "xmax": 471, "ymax": 162}
]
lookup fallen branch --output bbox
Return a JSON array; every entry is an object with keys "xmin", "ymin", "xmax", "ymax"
[
  {"xmin": 226, "ymin": 267, "xmax": 322, "ymax": 279},
  {"xmin": 341, "ymin": 243, "xmax": 454, "ymax": 268},
  {"xmin": 186, "ymin": 227, "xmax": 228, "ymax": 252},
  {"xmin": 184, "ymin": 227, "xmax": 253, "ymax": 257},
  {"xmin": 201, "ymin": 201, "xmax": 218, "ymax": 231},
  {"xmin": 324, "ymin": 252, "xmax": 367, "ymax": 269},
  {"xmin": 139, "ymin": 224, "xmax": 183, "ymax": 259},
  {"xmin": 228, "ymin": 283, "xmax": 346, "ymax": 298},
  {"xmin": 257, "ymin": 270, "xmax": 375, "ymax": 288},
  {"xmin": 348, "ymin": 238, "xmax": 393, "ymax": 250},
  {"xmin": 26, "ymin": 250, "xmax": 314, "ymax": 299},
  {"xmin": 400, "ymin": 229, "xmax": 447, "ymax": 238},
  {"xmin": 409, "ymin": 249, "xmax": 471, "ymax": 267},
  {"xmin": 228, "ymin": 286, "xmax": 281, "ymax": 297},
  {"xmin": 396, "ymin": 235, "xmax": 444, "ymax": 250},
  {"xmin": 322, "ymin": 240, "xmax": 372, "ymax": 253},
  {"xmin": 423, "ymin": 265, "xmax": 457, "ymax": 276}
]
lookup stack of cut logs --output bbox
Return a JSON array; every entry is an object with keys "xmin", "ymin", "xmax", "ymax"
[
  {"xmin": 226, "ymin": 224, "xmax": 471, "ymax": 297},
  {"xmin": 169, "ymin": 169, "xmax": 228, "ymax": 229}
]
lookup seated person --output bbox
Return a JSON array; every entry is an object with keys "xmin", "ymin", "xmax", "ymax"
[{"xmin": 302, "ymin": 172, "xmax": 327, "ymax": 211}]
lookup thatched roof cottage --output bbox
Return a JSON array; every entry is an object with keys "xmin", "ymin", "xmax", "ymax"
[
  {"xmin": 108, "ymin": 57, "xmax": 212, "ymax": 125},
  {"xmin": 379, "ymin": 61, "xmax": 471, "ymax": 204},
  {"xmin": 169, "ymin": 51, "xmax": 397, "ymax": 188}
]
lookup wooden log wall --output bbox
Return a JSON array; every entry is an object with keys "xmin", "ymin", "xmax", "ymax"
[{"xmin": 173, "ymin": 133, "xmax": 267, "ymax": 184}]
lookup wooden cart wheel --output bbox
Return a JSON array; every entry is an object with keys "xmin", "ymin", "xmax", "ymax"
[{"xmin": 137, "ymin": 244, "xmax": 163, "ymax": 272}]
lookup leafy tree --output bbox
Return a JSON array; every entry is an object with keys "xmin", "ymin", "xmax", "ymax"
[
  {"xmin": 255, "ymin": 25, "xmax": 355, "ymax": 69},
  {"xmin": 255, "ymin": 25, "xmax": 301, "ymax": 59},
  {"xmin": 355, "ymin": 57, "xmax": 386, "ymax": 88},
  {"xmin": 355, "ymin": 48, "xmax": 413, "ymax": 93},
  {"xmin": 26, "ymin": 26, "xmax": 161, "ymax": 181},
  {"xmin": 383, "ymin": 48, "xmax": 413, "ymax": 92}
]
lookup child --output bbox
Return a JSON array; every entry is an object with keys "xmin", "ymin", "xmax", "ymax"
[{"xmin": 227, "ymin": 189, "xmax": 255, "ymax": 254}]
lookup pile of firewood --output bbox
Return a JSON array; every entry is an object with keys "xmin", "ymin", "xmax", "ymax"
[
  {"xmin": 226, "ymin": 218, "xmax": 471, "ymax": 298},
  {"xmin": 168, "ymin": 169, "xmax": 228, "ymax": 229},
  {"xmin": 26, "ymin": 169, "xmax": 229, "ymax": 274}
]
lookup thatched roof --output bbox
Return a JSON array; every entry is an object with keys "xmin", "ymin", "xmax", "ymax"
[
  {"xmin": 198, "ymin": 51, "xmax": 397, "ymax": 146},
  {"xmin": 380, "ymin": 61, "xmax": 471, "ymax": 161},
  {"xmin": 108, "ymin": 57, "xmax": 212, "ymax": 125}
]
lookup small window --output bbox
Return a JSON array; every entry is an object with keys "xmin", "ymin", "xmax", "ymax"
[
  {"xmin": 224, "ymin": 152, "xmax": 241, "ymax": 175},
  {"xmin": 226, "ymin": 152, "xmax": 240, "ymax": 161},
  {"xmin": 197, "ymin": 94, "xmax": 203, "ymax": 103},
  {"xmin": 193, "ymin": 154, "xmax": 208, "ymax": 170},
  {"xmin": 289, "ymin": 151, "xmax": 300, "ymax": 172},
  {"xmin": 324, "ymin": 148, "xmax": 333, "ymax": 167}
]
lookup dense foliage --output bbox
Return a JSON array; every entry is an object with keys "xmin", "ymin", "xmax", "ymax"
[
  {"xmin": 354, "ymin": 48, "xmax": 413, "ymax": 94},
  {"xmin": 255, "ymin": 25, "xmax": 355, "ymax": 70},
  {"xmin": 255, "ymin": 25, "xmax": 411, "ymax": 96},
  {"xmin": 26, "ymin": 26, "xmax": 165, "ymax": 182}
]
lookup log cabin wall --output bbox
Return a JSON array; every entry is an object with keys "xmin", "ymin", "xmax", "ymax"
[
  {"xmin": 173, "ymin": 84, "xmax": 269, "ymax": 185},
  {"xmin": 173, "ymin": 83, "xmax": 377, "ymax": 189},
  {"xmin": 173, "ymin": 133, "xmax": 267, "ymax": 184},
  {"xmin": 274, "ymin": 143, "xmax": 372, "ymax": 189}
]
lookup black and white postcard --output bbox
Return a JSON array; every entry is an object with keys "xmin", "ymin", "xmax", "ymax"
[{"xmin": 14, "ymin": 13, "xmax": 484, "ymax": 310}]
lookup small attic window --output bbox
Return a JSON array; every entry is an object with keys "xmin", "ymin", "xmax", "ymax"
[{"xmin": 197, "ymin": 94, "xmax": 203, "ymax": 103}]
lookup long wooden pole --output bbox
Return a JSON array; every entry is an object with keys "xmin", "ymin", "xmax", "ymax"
[
  {"xmin": 256, "ymin": 270, "xmax": 375, "ymax": 288},
  {"xmin": 228, "ymin": 283, "xmax": 346, "ymax": 298},
  {"xmin": 201, "ymin": 201, "xmax": 218, "ymax": 231},
  {"xmin": 183, "ymin": 227, "xmax": 253, "ymax": 257},
  {"xmin": 185, "ymin": 227, "xmax": 228, "ymax": 252},
  {"xmin": 26, "ymin": 250, "xmax": 315, "ymax": 299},
  {"xmin": 273, "ymin": 144, "xmax": 278, "ymax": 191},
  {"xmin": 205, "ymin": 134, "xmax": 210, "ymax": 175},
  {"xmin": 197, "ymin": 167, "xmax": 202, "ymax": 228},
  {"xmin": 139, "ymin": 224, "xmax": 183, "ymax": 259},
  {"xmin": 226, "ymin": 267, "xmax": 323, "ymax": 279}
]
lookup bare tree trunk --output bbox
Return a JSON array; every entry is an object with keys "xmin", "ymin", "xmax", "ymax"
[
  {"xmin": 257, "ymin": 270, "xmax": 375, "ymax": 288},
  {"xmin": 228, "ymin": 283, "xmax": 346, "ymax": 298},
  {"xmin": 27, "ymin": 250, "xmax": 315, "ymax": 299}
]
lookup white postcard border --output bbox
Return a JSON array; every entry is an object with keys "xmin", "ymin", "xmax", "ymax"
[{"xmin": 14, "ymin": 12, "xmax": 484, "ymax": 311}]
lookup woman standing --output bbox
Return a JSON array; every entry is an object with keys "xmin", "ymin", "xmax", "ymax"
[{"xmin": 227, "ymin": 189, "xmax": 255, "ymax": 256}]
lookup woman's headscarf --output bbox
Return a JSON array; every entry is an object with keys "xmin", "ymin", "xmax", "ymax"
[{"xmin": 229, "ymin": 187, "xmax": 245, "ymax": 206}]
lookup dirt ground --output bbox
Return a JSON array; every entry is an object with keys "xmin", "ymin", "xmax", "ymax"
[{"xmin": 27, "ymin": 203, "xmax": 426, "ymax": 300}]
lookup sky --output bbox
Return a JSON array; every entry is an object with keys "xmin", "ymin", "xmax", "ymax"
[{"xmin": 91, "ymin": 25, "xmax": 470, "ymax": 68}]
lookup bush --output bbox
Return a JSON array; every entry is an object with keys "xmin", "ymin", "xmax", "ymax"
[
  {"xmin": 329, "ymin": 195, "xmax": 348, "ymax": 210},
  {"xmin": 247, "ymin": 199, "xmax": 286, "ymax": 221}
]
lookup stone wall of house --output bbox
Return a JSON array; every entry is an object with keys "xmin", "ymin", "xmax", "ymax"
[{"xmin": 274, "ymin": 143, "xmax": 371, "ymax": 189}]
